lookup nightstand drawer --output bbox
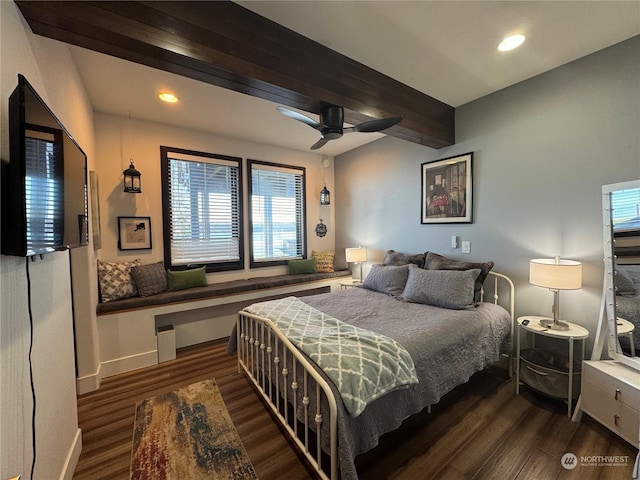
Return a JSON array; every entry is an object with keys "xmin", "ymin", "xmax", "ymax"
[
  {"xmin": 581, "ymin": 381, "xmax": 639, "ymax": 445},
  {"xmin": 583, "ymin": 362, "xmax": 640, "ymax": 410}
]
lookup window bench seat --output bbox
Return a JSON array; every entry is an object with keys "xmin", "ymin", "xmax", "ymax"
[
  {"xmin": 96, "ymin": 270, "xmax": 351, "ymax": 314},
  {"xmin": 86, "ymin": 270, "xmax": 350, "ymax": 392}
]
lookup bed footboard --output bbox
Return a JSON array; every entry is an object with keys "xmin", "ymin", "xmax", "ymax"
[
  {"xmin": 237, "ymin": 311, "xmax": 339, "ymax": 480},
  {"xmin": 482, "ymin": 271, "xmax": 516, "ymax": 377}
]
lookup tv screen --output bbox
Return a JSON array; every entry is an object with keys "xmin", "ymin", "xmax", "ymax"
[{"xmin": 1, "ymin": 75, "xmax": 88, "ymax": 257}]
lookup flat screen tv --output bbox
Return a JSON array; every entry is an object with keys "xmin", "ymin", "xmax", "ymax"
[{"xmin": 1, "ymin": 74, "xmax": 88, "ymax": 257}]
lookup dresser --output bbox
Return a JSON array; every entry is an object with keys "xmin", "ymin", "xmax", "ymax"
[{"xmin": 580, "ymin": 360, "xmax": 640, "ymax": 447}]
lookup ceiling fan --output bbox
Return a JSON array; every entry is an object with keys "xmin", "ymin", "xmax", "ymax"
[{"xmin": 276, "ymin": 105, "xmax": 402, "ymax": 150}]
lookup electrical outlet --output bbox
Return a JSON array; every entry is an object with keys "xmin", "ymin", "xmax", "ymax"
[
  {"xmin": 451, "ymin": 235, "xmax": 458, "ymax": 249},
  {"xmin": 461, "ymin": 241, "xmax": 471, "ymax": 254}
]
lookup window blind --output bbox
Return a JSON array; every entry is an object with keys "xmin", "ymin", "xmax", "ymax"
[
  {"xmin": 249, "ymin": 161, "xmax": 305, "ymax": 264},
  {"xmin": 611, "ymin": 187, "xmax": 640, "ymax": 231},
  {"xmin": 25, "ymin": 134, "xmax": 63, "ymax": 253},
  {"xmin": 166, "ymin": 152, "xmax": 241, "ymax": 267}
]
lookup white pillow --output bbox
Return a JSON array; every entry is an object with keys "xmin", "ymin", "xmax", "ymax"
[{"xmin": 98, "ymin": 259, "xmax": 141, "ymax": 302}]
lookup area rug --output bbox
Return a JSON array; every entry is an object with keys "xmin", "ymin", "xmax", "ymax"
[{"xmin": 130, "ymin": 379, "xmax": 258, "ymax": 480}]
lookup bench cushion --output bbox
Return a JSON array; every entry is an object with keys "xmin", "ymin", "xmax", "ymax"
[{"xmin": 96, "ymin": 270, "xmax": 351, "ymax": 315}]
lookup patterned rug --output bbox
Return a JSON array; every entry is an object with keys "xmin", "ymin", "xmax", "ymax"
[{"xmin": 130, "ymin": 379, "xmax": 258, "ymax": 480}]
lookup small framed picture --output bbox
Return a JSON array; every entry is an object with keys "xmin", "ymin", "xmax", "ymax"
[
  {"xmin": 421, "ymin": 152, "xmax": 473, "ymax": 224},
  {"xmin": 118, "ymin": 216, "xmax": 152, "ymax": 250}
]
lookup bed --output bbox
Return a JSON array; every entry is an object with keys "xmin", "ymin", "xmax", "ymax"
[
  {"xmin": 615, "ymin": 264, "xmax": 640, "ymax": 351},
  {"xmin": 229, "ymin": 255, "xmax": 514, "ymax": 480}
]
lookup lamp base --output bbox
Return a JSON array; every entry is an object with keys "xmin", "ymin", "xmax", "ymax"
[{"xmin": 539, "ymin": 318, "xmax": 570, "ymax": 331}]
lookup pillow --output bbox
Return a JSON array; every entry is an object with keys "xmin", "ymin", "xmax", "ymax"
[
  {"xmin": 288, "ymin": 257, "xmax": 317, "ymax": 275},
  {"xmin": 312, "ymin": 250, "xmax": 335, "ymax": 273},
  {"xmin": 401, "ymin": 265, "xmax": 479, "ymax": 309},
  {"xmin": 131, "ymin": 262, "xmax": 168, "ymax": 297},
  {"xmin": 167, "ymin": 267, "xmax": 208, "ymax": 291},
  {"xmin": 362, "ymin": 264, "xmax": 410, "ymax": 297},
  {"xmin": 423, "ymin": 251, "xmax": 494, "ymax": 303},
  {"xmin": 615, "ymin": 268, "xmax": 637, "ymax": 297},
  {"xmin": 97, "ymin": 259, "xmax": 141, "ymax": 303},
  {"xmin": 382, "ymin": 250, "xmax": 425, "ymax": 267}
]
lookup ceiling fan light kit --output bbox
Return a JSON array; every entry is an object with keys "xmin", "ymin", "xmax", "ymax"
[{"xmin": 277, "ymin": 105, "xmax": 402, "ymax": 150}]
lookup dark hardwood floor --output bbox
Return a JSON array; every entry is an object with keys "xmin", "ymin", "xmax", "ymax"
[{"xmin": 73, "ymin": 339, "xmax": 637, "ymax": 480}]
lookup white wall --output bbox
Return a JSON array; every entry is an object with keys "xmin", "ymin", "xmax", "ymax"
[
  {"xmin": 93, "ymin": 112, "xmax": 337, "ymax": 280},
  {"xmin": 1, "ymin": 2, "xmax": 95, "ymax": 478},
  {"xmin": 335, "ymin": 36, "xmax": 640, "ymax": 355}
]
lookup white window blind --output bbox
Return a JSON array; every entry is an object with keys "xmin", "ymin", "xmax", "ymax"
[
  {"xmin": 165, "ymin": 149, "xmax": 242, "ymax": 268},
  {"xmin": 611, "ymin": 187, "xmax": 640, "ymax": 231},
  {"xmin": 249, "ymin": 161, "xmax": 305, "ymax": 264},
  {"xmin": 25, "ymin": 134, "xmax": 62, "ymax": 253}
]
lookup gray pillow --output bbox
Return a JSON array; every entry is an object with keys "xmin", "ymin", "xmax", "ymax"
[
  {"xmin": 401, "ymin": 265, "xmax": 479, "ymax": 309},
  {"xmin": 615, "ymin": 268, "xmax": 637, "ymax": 297},
  {"xmin": 131, "ymin": 262, "xmax": 168, "ymax": 297},
  {"xmin": 423, "ymin": 251, "xmax": 494, "ymax": 303},
  {"xmin": 382, "ymin": 250, "xmax": 425, "ymax": 267},
  {"xmin": 362, "ymin": 264, "xmax": 410, "ymax": 297}
]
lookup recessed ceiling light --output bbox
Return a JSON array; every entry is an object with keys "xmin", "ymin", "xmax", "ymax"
[
  {"xmin": 498, "ymin": 34, "xmax": 526, "ymax": 52},
  {"xmin": 158, "ymin": 92, "xmax": 178, "ymax": 103}
]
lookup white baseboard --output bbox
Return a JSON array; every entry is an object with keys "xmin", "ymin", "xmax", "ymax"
[
  {"xmin": 76, "ymin": 363, "xmax": 103, "ymax": 394},
  {"xmin": 100, "ymin": 350, "xmax": 158, "ymax": 378},
  {"xmin": 60, "ymin": 427, "xmax": 82, "ymax": 480}
]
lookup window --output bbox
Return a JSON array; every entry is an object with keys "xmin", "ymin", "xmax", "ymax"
[
  {"xmin": 25, "ymin": 128, "xmax": 63, "ymax": 253},
  {"xmin": 248, "ymin": 160, "xmax": 306, "ymax": 267},
  {"xmin": 611, "ymin": 187, "xmax": 640, "ymax": 232},
  {"xmin": 161, "ymin": 146, "xmax": 243, "ymax": 272}
]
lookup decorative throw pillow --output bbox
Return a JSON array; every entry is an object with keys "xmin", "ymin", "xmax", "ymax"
[
  {"xmin": 382, "ymin": 249, "xmax": 426, "ymax": 267},
  {"xmin": 97, "ymin": 259, "xmax": 141, "ymax": 303},
  {"xmin": 423, "ymin": 251, "xmax": 494, "ymax": 303},
  {"xmin": 312, "ymin": 250, "xmax": 335, "ymax": 273},
  {"xmin": 362, "ymin": 264, "xmax": 410, "ymax": 297},
  {"xmin": 615, "ymin": 267, "xmax": 637, "ymax": 297},
  {"xmin": 167, "ymin": 266, "xmax": 208, "ymax": 291},
  {"xmin": 131, "ymin": 262, "xmax": 168, "ymax": 297},
  {"xmin": 401, "ymin": 265, "xmax": 479, "ymax": 309},
  {"xmin": 288, "ymin": 257, "xmax": 317, "ymax": 275}
]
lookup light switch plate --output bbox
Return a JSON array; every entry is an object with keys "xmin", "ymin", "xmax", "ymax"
[{"xmin": 461, "ymin": 241, "xmax": 471, "ymax": 254}]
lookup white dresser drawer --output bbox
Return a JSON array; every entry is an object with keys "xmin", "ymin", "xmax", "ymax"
[
  {"xmin": 581, "ymin": 381, "xmax": 639, "ymax": 446},
  {"xmin": 583, "ymin": 361, "xmax": 640, "ymax": 411}
]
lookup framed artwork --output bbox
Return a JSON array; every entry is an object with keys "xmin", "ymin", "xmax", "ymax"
[
  {"xmin": 118, "ymin": 216, "xmax": 152, "ymax": 250},
  {"xmin": 421, "ymin": 152, "xmax": 473, "ymax": 224}
]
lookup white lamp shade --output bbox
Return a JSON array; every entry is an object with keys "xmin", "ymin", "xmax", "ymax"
[
  {"xmin": 530, "ymin": 258, "xmax": 582, "ymax": 290},
  {"xmin": 345, "ymin": 247, "xmax": 367, "ymax": 263}
]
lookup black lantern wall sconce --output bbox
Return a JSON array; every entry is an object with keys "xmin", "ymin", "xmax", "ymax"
[
  {"xmin": 320, "ymin": 184, "xmax": 331, "ymax": 205},
  {"xmin": 123, "ymin": 159, "xmax": 141, "ymax": 194}
]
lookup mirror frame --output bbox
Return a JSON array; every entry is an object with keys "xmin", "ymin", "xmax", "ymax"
[{"xmin": 602, "ymin": 179, "xmax": 640, "ymax": 371}]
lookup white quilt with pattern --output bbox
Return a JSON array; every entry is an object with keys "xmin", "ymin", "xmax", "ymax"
[{"xmin": 244, "ymin": 296, "xmax": 418, "ymax": 417}]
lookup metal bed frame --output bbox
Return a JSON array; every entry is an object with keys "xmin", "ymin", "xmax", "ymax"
[{"xmin": 236, "ymin": 271, "xmax": 514, "ymax": 480}]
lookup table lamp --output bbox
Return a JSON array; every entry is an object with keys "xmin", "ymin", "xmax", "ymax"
[
  {"xmin": 529, "ymin": 256, "xmax": 582, "ymax": 331},
  {"xmin": 345, "ymin": 246, "xmax": 367, "ymax": 283}
]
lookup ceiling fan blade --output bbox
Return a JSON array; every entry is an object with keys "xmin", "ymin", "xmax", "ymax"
[
  {"xmin": 276, "ymin": 106, "xmax": 322, "ymax": 130},
  {"xmin": 310, "ymin": 137, "xmax": 329, "ymax": 150},
  {"xmin": 345, "ymin": 116, "xmax": 403, "ymax": 134}
]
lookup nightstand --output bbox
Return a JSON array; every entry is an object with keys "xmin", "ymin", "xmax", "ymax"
[
  {"xmin": 339, "ymin": 279, "xmax": 362, "ymax": 290},
  {"xmin": 516, "ymin": 316, "xmax": 589, "ymax": 417},
  {"xmin": 616, "ymin": 317, "xmax": 636, "ymax": 356}
]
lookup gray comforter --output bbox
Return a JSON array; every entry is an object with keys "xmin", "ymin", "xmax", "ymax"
[{"xmin": 229, "ymin": 287, "xmax": 511, "ymax": 480}]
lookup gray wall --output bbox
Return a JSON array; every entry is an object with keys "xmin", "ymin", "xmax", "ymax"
[{"xmin": 335, "ymin": 36, "xmax": 640, "ymax": 354}]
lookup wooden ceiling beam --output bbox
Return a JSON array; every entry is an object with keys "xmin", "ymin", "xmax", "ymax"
[{"xmin": 15, "ymin": 0, "xmax": 455, "ymax": 149}]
